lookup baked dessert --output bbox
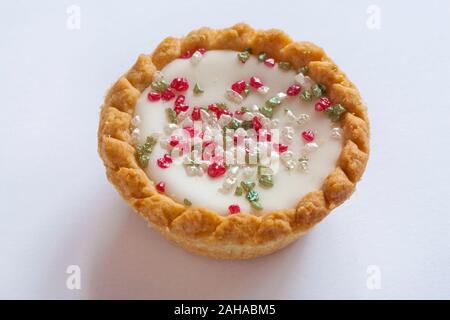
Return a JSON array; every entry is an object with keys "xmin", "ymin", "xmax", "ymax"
[{"xmin": 98, "ymin": 24, "xmax": 369, "ymax": 259}]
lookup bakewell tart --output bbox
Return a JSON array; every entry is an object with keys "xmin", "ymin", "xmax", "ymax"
[{"xmin": 98, "ymin": 24, "xmax": 369, "ymax": 259}]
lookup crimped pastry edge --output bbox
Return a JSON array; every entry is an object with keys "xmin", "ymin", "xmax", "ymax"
[{"xmin": 98, "ymin": 23, "xmax": 370, "ymax": 259}]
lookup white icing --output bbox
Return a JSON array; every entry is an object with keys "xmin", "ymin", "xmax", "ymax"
[{"xmin": 134, "ymin": 50, "xmax": 342, "ymax": 214}]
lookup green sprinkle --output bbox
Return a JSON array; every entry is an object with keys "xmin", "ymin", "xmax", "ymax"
[
  {"xmin": 234, "ymin": 186, "xmax": 243, "ymax": 196},
  {"xmin": 135, "ymin": 136, "xmax": 157, "ymax": 168},
  {"xmin": 259, "ymin": 175, "xmax": 274, "ymax": 188},
  {"xmin": 318, "ymin": 83, "xmax": 327, "ymax": 93},
  {"xmin": 278, "ymin": 61, "xmax": 291, "ymax": 71},
  {"xmin": 250, "ymin": 201, "xmax": 263, "ymax": 211},
  {"xmin": 244, "ymin": 83, "xmax": 251, "ymax": 96},
  {"xmin": 324, "ymin": 104, "xmax": 347, "ymax": 121},
  {"xmin": 260, "ymin": 105, "xmax": 273, "ymax": 118},
  {"xmin": 216, "ymin": 102, "xmax": 229, "ymax": 110},
  {"xmin": 258, "ymin": 165, "xmax": 273, "ymax": 176},
  {"xmin": 240, "ymin": 120, "xmax": 253, "ymax": 130},
  {"xmin": 298, "ymin": 66, "xmax": 309, "ymax": 75},
  {"xmin": 238, "ymin": 51, "xmax": 250, "ymax": 63},
  {"xmin": 299, "ymin": 155, "xmax": 310, "ymax": 163},
  {"xmin": 166, "ymin": 108, "xmax": 178, "ymax": 124},
  {"xmin": 258, "ymin": 52, "xmax": 267, "ymax": 62},
  {"xmin": 151, "ymin": 79, "xmax": 169, "ymax": 92},
  {"xmin": 241, "ymin": 181, "xmax": 255, "ymax": 192},
  {"xmin": 246, "ymin": 190, "xmax": 259, "ymax": 202},
  {"xmin": 300, "ymin": 89, "xmax": 312, "ymax": 102},
  {"xmin": 266, "ymin": 97, "xmax": 281, "ymax": 108},
  {"xmin": 241, "ymin": 106, "xmax": 251, "ymax": 113},
  {"xmin": 227, "ymin": 118, "xmax": 241, "ymax": 130},
  {"xmin": 312, "ymin": 84, "xmax": 326, "ymax": 98},
  {"xmin": 193, "ymin": 83, "xmax": 204, "ymax": 95},
  {"xmin": 183, "ymin": 198, "xmax": 192, "ymax": 206}
]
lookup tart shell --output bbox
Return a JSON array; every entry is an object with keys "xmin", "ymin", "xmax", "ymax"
[{"xmin": 98, "ymin": 23, "xmax": 370, "ymax": 259}]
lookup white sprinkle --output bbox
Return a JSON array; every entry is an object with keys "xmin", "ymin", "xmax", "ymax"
[
  {"xmin": 331, "ymin": 127, "xmax": 343, "ymax": 139},
  {"xmin": 131, "ymin": 128, "xmax": 140, "ymax": 143},
  {"xmin": 131, "ymin": 115, "xmax": 141, "ymax": 127},
  {"xmin": 294, "ymin": 73, "xmax": 313, "ymax": 89},
  {"xmin": 164, "ymin": 123, "xmax": 178, "ymax": 135},
  {"xmin": 296, "ymin": 114, "xmax": 310, "ymax": 127},
  {"xmin": 153, "ymin": 71, "xmax": 164, "ymax": 82},
  {"xmin": 257, "ymin": 86, "xmax": 270, "ymax": 95},
  {"xmin": 190, "ymin": 51, "xmax": 203, "ymax": 65},
  {"xmin": 276, "ymin": 92, "xmax": 288, "ymax": 101},
  {"xmin": 303, "ymin": 142, "xmax": 319, "ymax": 154},
  {"xmin": 218, "ymin": 114, "xmax": 232, "ymax": 127},
  {"xmin": 281, "ymin": 127, "xmax": 295, "ymax": 143},
  {"xmin": 225, "ymin": 89, "xmax": 244, "ymax": 103}
]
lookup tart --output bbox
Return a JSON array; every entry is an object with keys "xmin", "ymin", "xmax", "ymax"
[{"xmin": 98, "ymin": 24, "xmax": 369, "ymax": 259}]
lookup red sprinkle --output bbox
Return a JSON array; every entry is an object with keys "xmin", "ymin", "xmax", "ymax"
[
  {"xmin": 207, "ymin": 162, "xmax": 226, "ymax": 178},
  {"xmin": 273, "ymin": 143, "xmax": 288, "ymax": 153},
  {"xmin": 174, "ymin": 95, "xmax": 185, "ymax": 106},
  {"xmin": 252, "ymin": 116, "xmax": 263, "ymax": 131},
  {"xmin": 170, "ymin": 77, "xmax": 189, "ymax": 91},
  {"xmin": 155, "ymin": 181, "xmax": 165, "ymax": 193},
  {"xmin": 231, "ymin": 80, "xmax": 247, "ymax": 94},
  {"xmin": 315, "ymin": 97, "xmax": 332, "ymax": 111},
  {"xmin": 264, "ymin": 58, "xmax": 275, "ymax": 67},
  {"xmin": 163, "ymin": 154, "xmax": 173, "ymax": 164},
  {"xmin": 184, "ymin": 125, "xmax": 196, "ymax": 138},
  {"xmin": 197, "ymin": 48, "xmax": 206, "ymax": 54},
  {"xmin": 286, "ymin": 84, "xmax": 301, "ymax": 96},
  {"xmin": 302, "ymin": 130, "xmax": 315, "ymax": 142},
  {"xmin": 249, "ymin": 76, "xmax": 264, "ymax": 89},
  {"xmin": 258, "ymin": 131, "xmax": 272, "ymax": 142},
  {"xmin": 228, "ymin": 204, "xmax": 241, "ymax": 214},
  {"xmin": 161, "ymin": 88, "xmax": 175, "ymax": 101},
  {"xmin": 174, "ymin": 104, "xmax": 189, "ymax": 114},
  {"xmin": 191, "ymin": 106, "xmax": 201, "ymax": 121},
  {"xmin": 169, "ymin": 137, "xmax": 180, "ymax": 147},
  {"xmin": 147, "ymin": 92, "xmax": 161, "ymax": 102},
  {"xmin": 157, "ymin": 157, "xmax": 170, "ymax": 169},
  {"xmin": 181, "ymin": 50, "xmax": 192, "ymax": 59}
]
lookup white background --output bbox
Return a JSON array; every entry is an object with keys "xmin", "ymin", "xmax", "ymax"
[{"xmin": 1, "ymin": 0, "xmax": 449, "ymax": 299}]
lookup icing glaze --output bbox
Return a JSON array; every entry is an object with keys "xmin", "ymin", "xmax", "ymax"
[{"xmin": 134, "ymin": 50, "xmax": 342, "ymax": 214}]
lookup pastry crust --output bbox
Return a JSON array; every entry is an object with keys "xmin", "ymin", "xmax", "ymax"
[{"xmin": 98, "ymin": 23, "xmax": 370, "ymax": 259}]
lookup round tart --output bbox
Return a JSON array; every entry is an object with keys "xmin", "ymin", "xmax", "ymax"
[{"xmin": 98, "ymin": 24, "xmax": 369, "ymax": 259}]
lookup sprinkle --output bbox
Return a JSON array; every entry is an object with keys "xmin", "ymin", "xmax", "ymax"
[
  {"xmin": 153, "ymin": 71, "xmax": 165, "ymax": 81},
  {"xmin": 234, "ymin": 186, "xmax": 243, "ymax": 196},
  {"xmin": 161, "ymin": 88, "xmax": 175, "ymax": 101},
  {"xmin": 207, "ymin": 162, "xmax": 226, "ymax": 178},
  {"xmin": 174, "ymin": 104, "xmax": 189, "ymax": 114},
  {"xmin": 312, "ymin": 84, "xmax": 325, "ymax": 98},
  {"xmin": 296, "ymin": 114, "xmax": 310, "ymax": 126},
  {"xmin": 135, "ymin": 136, "xmax": 157, "ymax": 168},
  {"xmin": 228, "ymin": 204, "xmax": 241, "ymax": 214},
  {"xmin": 250, "ymin": 201, "xmax": 263, "ymax": 210},
  {"xmin": 225, "ymin": 89, "xmax": 244, "ymax": 103},
  {"xmin": 147, "ymin": 91, "xmax": 161, "ymax": 102},
  {"xmin": 190, "ymin": 51, "xmax": 203, "ymax": 65},
  {"xmin": 151, "ymin": 79, "xmax": 169, "ymax": 92},
  {"xmin": 302, "ymin": 130, "xmax": 315, "ymax": 142},
  {"xmin": 276, "ymin": 92, "xmax": 288, "ymax": 101},
  {"xmin": 237, "ymin": 51, "xmax": 250, "ymax": 63},
  {"xmin": 231, "ymin": 80, "xmax": 247, "ymax": 94},
  {"xmin": 170, "ymin": 77, "xmax": 189, "ymax": 92},
  {"xmin": 281, "ymin": 126, "xmax": 294, "ymax": 142},
  {"xmin": 243, "ymin": 83, "xmax": 251, "ymax": 96},
  {"xmin": 252, "ymin": 116, "xmax": 263, "ymax": 131},
  {"xmin": 157, "ymin": 157, "xmax": 170, "ymax": 169},
  {"xmin": 278, "ymin": 61, "xmax": 291, "ymax": 70},
  {"xmin": 264, "ymin": 58, "xmax": 275, "ymax": 67},
  {"xmin": 260, "ymin": 105, "xmax": 273, "ymax": 118},
  {"xmin": 243, "ymin": 166, "xmax": 256, "ymax": 179},
  {"xmin": 240, "ymin": 120, "xmax": 253, "ymax": 130},
  {"xmin": 246, "ymin": 190, "xmax": 259, "ymax": 202},
  {"xmin": 241, "ymin": 181, "xmax": 255, "ymax": 192},
  {"xmin": 193, "ymin": 83, "xmax": 204, "ymax": 95},
  {"xmin": 300, "ymin": 89, "xmax": 312, "ymax": 102},
  {"xmin": 266, "ymin": 97, "xmax": 282, "ymax": 108},
  {"xmin": 259, "ymin": 175, "xmax": 274, "ymax": 188},
  {"xmin": 131, "ymin": 115, "xmax": 141, "ymax": 127},
  {"xmin": 249, "ymin": 76, "xmax": 264, "ymax": 89},
  {"xmin": 294, "ymin": 73, "xmax": 313, "ymax": 88},
  {"xmin": 273, "ymin": 143, "xmax": 288, "ymax": 153},
  {"xmin": 298, "ymin": 66, "xmax": 309, "ymax": 75},
  {"xmin": 166, "ymin": 108, "xmax": 178, "ymax": 124},
  {"xmin": 286, "ymin": 84, "xmax": 301, "ymax": 96},
  {"xmin": 255, "ymin": 85, "xmax": 269, "ymax": 95},
  {"xmin": 298, "ymin": 156, "xmax": 309, "ymax": 172},
  {"xmin": 325, "ymin": 104, "xmax": 347, "ymax": 121},
  {"xmin": 181, "ymin": 50, "xmax": 192, "ymax": 59},
  {"xmin": 258, "ymin": 52, "xmax": 267, "ymax": 62},
  {"xmin": 226, "ymin": 118, "xmax": 241, "ymax": 130},
  {"xmin": 330, "ymin": 127, "xmax": 343, "ymax": 139},
  {"xmin": 315, "ymin": 97, "xmax": 332, "ymax": 111},
  {"xmin": 191, "ymin": 106, "xmax": 201, "ymax": 121},
  {"xmin": 303, "ymin": 142, "xmax": 319, "ymax": 154},
  {"xmin": 155, "ymin": 181, "xmax": 165, "ymax": 193},
  {"xmin": 183, "ymin": 198, "xmax": 192, "ymax": 206},
  {"xmin": 164, "ymin": 123, "xmax": 178, "ymax": 134}
]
